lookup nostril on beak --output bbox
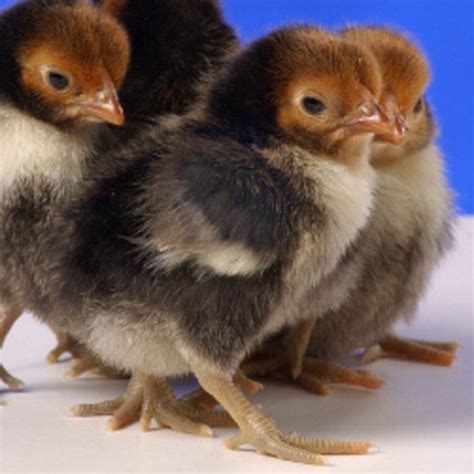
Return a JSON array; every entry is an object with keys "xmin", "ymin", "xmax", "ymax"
[
  {"xmin": 96, "ymin": 90, "xmax": 108, "ymax": 103},
  {"xmin": 394, "ymin": 115, "xmax": 408, "ymax": 138},
  {"xmin": 358, "ymin": 99, "xmax": 389, "ymax": 123},
  {"xmin": 373, "ymin": 103, "xmax": 393, "ymax": 124},
  {"xmin": 358, "ymin": 102, "xmax": 373, "ymax": 117}
]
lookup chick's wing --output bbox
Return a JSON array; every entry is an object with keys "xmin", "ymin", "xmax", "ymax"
[{"xmin": 139, "ymin": 131, "xmax": 295, "ymax": 277}]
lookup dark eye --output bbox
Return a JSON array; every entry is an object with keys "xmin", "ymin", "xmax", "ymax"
[
  {"xmin": 413, "ymin": 98, "xmax": 423, "ymax": 114},
  {"xmin": 301, "ymin": 96, "xmax": 326, "ymax": 115},
  {"xmin": 47, "ymin": 71, "xmax": 70, "ymax": 91}
]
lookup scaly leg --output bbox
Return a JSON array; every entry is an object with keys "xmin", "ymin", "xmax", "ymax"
[
  {"xmin": 287, "ymin": 317, "xmax": 318, "ymax": 379},
  {"xmin": 70, "ymin": 372, "xmax": 235, "ymax": 434},
  {"xmin": 0, "ymin": 305, "xmax": 23, "ymax": 389},
  {"xmin": 194, "ymin": 367, "xmax": 373, "ymax": 465},
  {"xmin": 181, "ymin": 370, "xmax": 263, "ymax": 412},
  {"xmin": 363, "ymin": 334, "xmax": 458, "ymax": 367}
]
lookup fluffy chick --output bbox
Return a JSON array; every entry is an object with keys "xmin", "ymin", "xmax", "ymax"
[
  {"xmin": 29, "ymin": 27, "xmax": 395, "ymax": 464},
  {"xmin": 306, "ymin": 27, "xmax": 455, "ymax": 366},
  {"xmin": 2, "ymin": 0, "xmax": 239, "ymax": 373},
  {"xmin": 0, "ymin": 0, "xmax": 130, "ymax": 388}
]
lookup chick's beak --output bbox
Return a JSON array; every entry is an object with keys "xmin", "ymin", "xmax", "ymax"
[
  {"xmin": 344, "ymin": 99, "xmax": 405, "ymax": 144},
  {"xmin": 72, "ymin": 71, "xmax": 124, "ymax": 126}
]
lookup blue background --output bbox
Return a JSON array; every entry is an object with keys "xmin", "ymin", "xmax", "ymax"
[{"xmin": 1, "ymin": 0, "xmax": 473, "ymax": 212}]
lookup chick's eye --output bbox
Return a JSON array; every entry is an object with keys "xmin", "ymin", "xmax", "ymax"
[
  {"xmin": 47, "ymin": 71, "xmax": 70, "ymax": 91},
  {"xmin": 413, "ymin": 98, "xmax": 423, "ymax": 114},
  {"xmin": 301, "ymin": 96, "xmax": 326, "ymax": 115}
]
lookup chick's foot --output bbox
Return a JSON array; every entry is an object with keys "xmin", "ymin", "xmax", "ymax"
[
  {"xmin": 71, "ymin": 372, "xmax": 235, "ymax": 435},
  {"xmin": 363, "ymin": 334, "xmax": 458, "ymax": 367},
  {"xmin": 47, "ymin": 326, "xmax": 122, "ymax": 378},
  {"xmin": 296, "ymin": 358, "xmax": 383, "ymax": 396},
  {"xmin": 245, "ymin": 343, "xmax": 383, "ymax": 396},
  {"xmin": 0, "ymin": 305, "xmax": 23, "ymax": 389},
  {"xmin": 66, "ymin": 351, "xmax": 124, "ymax": 379},
  {"xmin": 194, "ymin": 367, "xmax": 373, "ymax": 465}
]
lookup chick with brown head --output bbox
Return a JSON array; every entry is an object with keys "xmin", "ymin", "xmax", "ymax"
[
  {"xmin": 341, "ymin": 27, "xmax": 433, "ymax": 160},
  {"xmin": 30, "ymin": 26, "xmax": 401, "ymax": 464},
  {"xmin": 304, "ymin": 27, "xmax": 455, "ymax": 368},
  {"xmin": 0, "ymin": 0, "xmax": 129, "ymax": 390},
  {"xmin": 40, "ymin": 0, "xmax": 238, "ymax": 374}
]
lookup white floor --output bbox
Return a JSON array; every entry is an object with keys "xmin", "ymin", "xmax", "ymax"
[{"xmin": 1, "ymin": 218, "xmax": 473, "ymax": 474}]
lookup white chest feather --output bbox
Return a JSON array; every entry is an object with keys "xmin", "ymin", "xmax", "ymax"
[
  {"xmin": 264, "ymin": 147, "xmax": 376, "ymax": 334},
  {"xmin": 0, "ymin": 103, "xmax": 94, "ymax": 198},
  {"xmin": 291, "ymin": 152, "xmax": 375, "ymax": 290},
  {"xmin": 379, "ymin": 144, "xmax": 452, "ymax": 234}
]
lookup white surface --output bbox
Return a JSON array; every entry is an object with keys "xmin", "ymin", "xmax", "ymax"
[{"xmin": 1, "ymin": 218, "xmax": 473, "ymax": 474}]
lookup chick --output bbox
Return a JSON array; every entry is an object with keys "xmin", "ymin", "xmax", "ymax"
[
  {"xmin": 305, "ymin": 27, "xmax": 456, "ymax": 367},
  {"xmin": 30, "ymin": 0, "xmax": 240, "ymax": 369},
  {"xmin": 0, "ymin": 0, "xmax": 130, "ymax": 389},
  {"xmin": 24, "ymin": 26, "xmax": 399, "ymax": 464}
]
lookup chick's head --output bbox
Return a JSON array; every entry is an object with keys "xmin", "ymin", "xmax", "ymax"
[
  {"xmin": 10, "ymin": 1, "xmax": 130, "ymax": 130},
  {"xmin": 341, "ymin": 27, "xmax": 434, "ymax": 164},
  {"xmin": 209, "ymin": 27, "xmax": 398, "ymax": 162}
]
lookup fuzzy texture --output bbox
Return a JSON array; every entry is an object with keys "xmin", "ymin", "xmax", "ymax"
[
  {"xmin": 0, "ymin": 0, "xmax": 129, "ymax": 310},
  {"xmin": 96, "ymin": 0, "xmax": 238, "ymax": 127},
  {"xmin": 306, "ymin": 28, "xmax": 454, "ymax": 358},
  {"xmin": 0, "ymin": 0, "xmax": 236, "ymax": 305},
  {"xmin": 308, "ymin": 143, "xmax": 454, "ymax": 357},
  {"xmin": 12, "ymin": 27, "xmax": 383, "ymax": 380},
  {"xmin": 0, "ymin": 0, "xmax": 129, "ymax": 130}
]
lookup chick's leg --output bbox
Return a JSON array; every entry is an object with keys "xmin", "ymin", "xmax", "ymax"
[
  {"xmin": 71, "ymin": 372, "xmax": 234, "ymax": 435},
  {"xmin": 287, "ymin": 317, "xmax": 318, "ymax": 379},
  {"xmin": 46, "ymin": 325, "xmax": 82, "ymax": 364},
  {"xmin": 363, "ymin": 334, "xmax": 458, "ymax": 367},
  {"xmin": 194, "ymin": 367, "xmax": 373, "ymax": 465},
  {"xmin": 180, "ymin": 370, "xmax": 263, "ymax": 413},
  {"xmin": 0, "ymin": 305, "xmax": 23, "ymax": 389}
]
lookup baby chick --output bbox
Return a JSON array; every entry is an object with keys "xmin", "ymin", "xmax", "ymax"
[
  {"xmin": 0, "ymin": 0, "xmax": 130, "ymax": 388},
  {"xmin": 306, "ymin": 27, "xmax": 456, "ymax": 366},
  {"xmin": 15, "ymin": 0, "xmax": 239, "ymax": 371},
  {"xmin": 29, "ymin": 27, "xmax": 398, "ymax": 464}
]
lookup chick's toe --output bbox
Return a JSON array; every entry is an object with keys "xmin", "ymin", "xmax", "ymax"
[
  {"xmin": 194, "ymin": 367, "xmax": 372, "ymax": 465},
  {"xmin": 71, "ymin": 372, "xmax": 234, "ymax": 435},
  {"xmin": 0, "ymin": 364, "xmax": 23, "ymax": 390},
  {"xmin": 363, "ymin": 334, "xmax": 458, "ymax": 366}
]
